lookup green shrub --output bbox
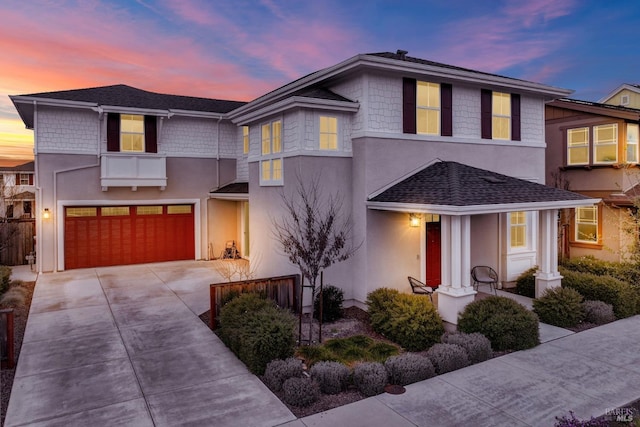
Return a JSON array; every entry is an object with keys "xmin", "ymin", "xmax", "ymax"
[
  {"xmin": 309, "ymin": 361, "xmax": 350, "ymax": 394},
  {"xmin": 312, "ymin": 335, "xmax": 400, "ymax": 365},
  {"xmin": 515, "ymin": 267, "xmax": 537, "ymax": 298},
  {"xmin": 0, "ymin": 266, "xmax": 11, "ymax": 295},
  {"xmin": 441, "ymin": 332, "xmax": 492, "ymax": 364},
  {"xmin": 366, "ymin": 288, "xmax": 400, "ymax": 336},
  {"xmin": 533, "ymin": 287, "xmax": 585, "ymax": 328},
  {"xmin": 582, "ymin": 300, "xmax": 616, "ymax": 325},
  {"xmin": 282, "ymin": 377, "xmax": 320, "ymax": 407},
  {"xmin": 218, "ymin": 293, "xmax": 296, "ymax": 374},
  {"xmin": 384, "ymin": 353, "xmax": 435, "ymax": 386},
  {"xmin": 426, "ymin": 343, "xmax": 471, "ymax": 374},
  {"xmin": 561, "ymin": 256, "xmax": 640, "ymax": 286},
  {"xmin": 353, "ymin": 362, "xmax": 388, "ymax": 397},
  {"xmin": 296, "ymin": 345, "xmax": 338, "ymax": 366},
  {"xmin": 458, "ymin": 296, "xmax": 539, "ymax": 351},
  {"xmin": 0, "ymin": 285, "xmax": 27, "ymax": 307},
  {"xmin": 263, "ymin": 358, "xmax": 303, "ymax": 392},
  {"xmin": 368, "ymin": 342, "xmax": 400, "ymax": 362},
  {"xmin": 560, "ymin": 267, "xmax": 640, "ymax": 318},
  {"xmin": 314, "ymin": 285, "xmax": 344, "ymax": 322}
]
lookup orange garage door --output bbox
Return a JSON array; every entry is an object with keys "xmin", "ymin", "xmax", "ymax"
[{"xmin": 64, "ymin": 204, "xmax": 195, "ymax": 269}]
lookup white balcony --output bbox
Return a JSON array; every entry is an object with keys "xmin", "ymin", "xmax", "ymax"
[{"xmin": 101, "ymin": 154, "xmax": 167, "ymax": 191}]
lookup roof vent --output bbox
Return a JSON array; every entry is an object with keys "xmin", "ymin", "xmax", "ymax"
[{"xmin": 396, "ymin": 49, "xmax": 408, "ymax": 59}]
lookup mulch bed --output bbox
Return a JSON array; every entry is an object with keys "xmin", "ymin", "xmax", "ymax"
[{"xmin": 0, "ymin": 280, "xmax": 35, "ymax": 427}]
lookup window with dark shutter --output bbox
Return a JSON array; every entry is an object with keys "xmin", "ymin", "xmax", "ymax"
[
  {"xmin": 481, "ymin": 89, "xmax": 492, "ymax": 139},
  {"xmin": 144, "ymin": 116, "xmax": 157, "ymax": 153},
  {"xmin": 403, "ymin": 78, "xmax": 417, "ymax": 134},
  {"xmin": 511, "ymin": 94, "xmax": 521, "ymax": 141},
  {"xmin": 441, "ymin": 83, "xmax": 453, "ymax": 137},
  {"xmin": 107, "ymin": 113, "xmax": 120, "ymax": 152}
]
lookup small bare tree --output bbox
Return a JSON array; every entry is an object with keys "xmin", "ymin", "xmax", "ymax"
[{"xmin": 272, "ymin": 177, "xmax": 359, "ymax": 343}]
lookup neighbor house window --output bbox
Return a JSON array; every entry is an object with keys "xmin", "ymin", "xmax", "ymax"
[
  {"xmin": 593, "ymin": 124, "xmax": 617, "ymax": 164},
  {"xmin": 510, "ymin": 211, "xmax": 527, "ymax": 248},
  {"xmin": 403, "ymin": 79, "xmax": 452, "ymax": 136},
  {"xmin": 627, "ymin": 123, "xmax": 639, "ymax": 163},
  {"xmin": 242, "ymin": 126, "xmax": 249, "ymax": 154},
  {"xmin": 575, "ymin": 206, "xmax": 598, "ymax": 243},
  {"xmin": 481, "ymin": 90, "xmax": 521, "ymax": 141},
  {"xmin": 120, "ymin": 115, "xmax": 145, "ymax": 152},
  {"xmin": 567, "ymin": 127, "xmax": 589, "ymax": 165},
  {"xmin": 319, "ymin": 116, "xmax": 338, "ymax": 150},
  {"xmin": 19, "ymin": 174, "xmax": 32, "ymax": 185},
  {"xmin": 416, "ymin": 82, "xmax": 440, "ymax": 135},
  {"xmin": 261, "ymin": 120, "xmax": 283, "ymax": 185}
]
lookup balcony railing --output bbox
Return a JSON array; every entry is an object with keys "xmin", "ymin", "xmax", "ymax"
[{"xmin": 101, "ymin": 154, "xmax": 167, "ymax": 190}]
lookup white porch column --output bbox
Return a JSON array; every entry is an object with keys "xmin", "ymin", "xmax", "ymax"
[
  {"xmin": 437, "ymin": 214, "xmax": 476, "ymax": 324},
  {"xmin": 535, "ymin": 209, "xmax": 562, "ymax": 297}
]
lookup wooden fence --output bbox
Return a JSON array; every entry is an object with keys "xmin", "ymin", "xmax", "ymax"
[
  {"xmin": 0, "ymin": 220, "xmax": 35, "ymax": 266},
  {"xmin": 209, "ymin": 274, "xmax": 300, "ymax": 329}
]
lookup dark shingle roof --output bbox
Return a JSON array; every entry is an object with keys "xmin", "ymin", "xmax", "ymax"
[
  {"xmin": 1, "ymin": 161, "xmax": 34, "ymax": 172},
  {"xmin": 555, "ymin": 98, "xmax": 640, "ymax": 114},
  {"xmin": 289, "ymin": 87, "xmax": 354, "ymax": 102},
  {"xmin": 20, "ymin": 85, "xmax": 246, "ymax": 113},
  {"xmin": 210, "ymin": 182, "xmax": 248, "ymax": 194},
  {"xmin": 370, "ymin": 161, "xmax": 589, "ymax": 206}
]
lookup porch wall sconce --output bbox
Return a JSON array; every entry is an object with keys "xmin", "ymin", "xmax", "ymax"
[
  {"xmin": 43, "ymin": 208, "xmax": 51, "ymax": 219},
  {"xmin": 409, "ymin": 213, "xmax": 421, "ymax": 227}
]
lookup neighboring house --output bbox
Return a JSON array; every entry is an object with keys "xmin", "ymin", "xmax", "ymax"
[
  {"xmin": 11, "ymin": 52, "xmax": 597, "ymax": 323},
  {"xmin": 599, "ymin": 83, "xmax": 640, "ymax": 109},
  {"xmin": 0, "ymin": 161, "xmax": 35, "ymax": 220},
  {"xmin": 545, "ymin": 98, "xmax": 640, "ymax": 262}
]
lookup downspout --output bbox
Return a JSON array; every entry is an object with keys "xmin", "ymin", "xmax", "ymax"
[
  {"xmin": 33, "ymin": 100, "xmax": 43, "ymax": 274},
  {"xmin": 216, "ymin": 115, "xmax": 223, "ymax": 189},
  {"xmin": 51, "ymin": 108, "xmax": 102, "ymax": 272}
]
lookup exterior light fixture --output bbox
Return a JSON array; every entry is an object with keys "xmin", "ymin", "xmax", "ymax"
[
  {"xmin": 43, "ymin": 208, "xmax": 51, "ymax": 219},
  {"xmin": 409, "ymin": 213, "xmax": 420, "ymax": 227}
]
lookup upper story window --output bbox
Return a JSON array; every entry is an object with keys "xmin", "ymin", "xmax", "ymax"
[
  {"xmin": 107, "ymin": 113, "xmax": 157, "ymax": 153},
  {"xmin": 261, "ymin": 120, "xmax": 282, "ymax": 155},
  {"xmin": 19, "ymin": 173, "xmax": 33, "ymax": 185},
  {"xmin": 403, "ymin": 78, "xmax": 452, "ymax": 136},
  {"xmin": 626, "ymin": 123, "xmax": 639, "ymax": 163},
  {"xmin": 575, "ymin": 206, "xmax": 598, "ymax": 244},
  {"xmin": 567, "ymin": 127, "xmax": 589, "ymax": 165},
  {"xmin": 260, "ymin": 119, "xmax": 283, "ymax": 185},
  {"xmin": 242, "ymin": 126, "xmax": 249, "ymax": 154},
  {"xmin": 593, "ymin": 124, "xmax": 617, "ymax": 164},
  {"xmin": 509, "ymin": 211, "xmax": 526, "ymax": 248},
  {"xmin": 319, "ymin": 116, "xmax": 338, "ymax": 150},
  {"xmin": 566, "ymin": 123, "xmax": 624, "ymax": 166},
  {"xmin": 481, "ymin": 90, "xmax": 521, "ymax": 141}
]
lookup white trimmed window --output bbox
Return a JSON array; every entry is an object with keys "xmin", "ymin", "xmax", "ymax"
[
  {"xmin": 627, "ymin": 123, "xmax": 639, "ymax": 163},
  {"xmin": 319, "ymin": 116, "xmax": 338, "ymax": 150},
  {"xmin": 261, "ymin": 158, "xmax": 282, "ymax": 184},
  {"xmin": 492, "ymin": 92, "xmax": 511, "ymax": 140},
  {"xmin": 593, "ymin": 124, "xmax": 618, "ymax": 164},
  {"xmin": 260, "ymin": 119, "xmax": 283, "ymax": 185},
  {"xmin": 120, "ymin": 114, "xmax": 145, "ymax": 152},
  {"xmin": 567, "ymin": 127, "xmax": 589, "ymax": 165},
  {"xmin": 242, "ymin": 126, "xmax": 249, "ymax": 154},
  {"xmin": 575, "ymin": 206, "xmax": 598, "ymax": 243},
  {"xmin": 510, "ymin": 211, "xmax": 526, "ymax": 248},
  {"xmin": 416, "ymin": 82, "xmax": 440, "ymax": 135}
]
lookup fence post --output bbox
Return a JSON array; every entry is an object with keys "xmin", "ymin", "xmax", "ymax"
[{"xmin": 0, "ymin": 309, "xmax": 15, "ymax": 369}]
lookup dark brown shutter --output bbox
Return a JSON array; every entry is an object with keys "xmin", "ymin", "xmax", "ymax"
[
  {"xmin": 29, "ymin": 174, "xmax": 34, "ymax": 185},
  {"xmin": 441, "ymin": 83, "xmax": 453, "ymax": 136},
  {"xmin": 144, "ymin": 116, "xmax": 157, "ymax": 153},
  {"xmin": 107, "ymin": 113, "xmax": 120, "ymax": 152},
  {"xmin": 511, "ymin": 93, "xmax": 521, "ymax": 141},
  {"xmin": 481, "ymin": 89, "xmax": 492, "ymax": 139},
  {"xmin": 403, "ymin": 78, "xmax": 417, "ymax": 134}
]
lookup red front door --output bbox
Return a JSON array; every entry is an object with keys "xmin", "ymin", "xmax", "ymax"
[{"xmin": 425, "ymin": 222, "xmax": 441, "ymax": 288}]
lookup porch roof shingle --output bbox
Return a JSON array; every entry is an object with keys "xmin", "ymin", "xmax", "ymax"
[{"xmin": 369, "ymin": 161, "xmax": 591, "ymax": 208}]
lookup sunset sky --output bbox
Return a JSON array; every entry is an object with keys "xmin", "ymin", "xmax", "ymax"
[{"xmin": 1, "ymin": 0, "xmax": 638, "ymax": 165}]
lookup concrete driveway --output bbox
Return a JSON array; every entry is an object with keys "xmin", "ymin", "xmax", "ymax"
[{"xmin": 5, "ymin": 261, "xmax": 296, "ymax": 427}]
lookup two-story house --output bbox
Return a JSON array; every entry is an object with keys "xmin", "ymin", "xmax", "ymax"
[
  {"xmin": 12, "ymin": 52, "xmax": 597, "ymax": 323},
  {"xmin": 599, "ymin": 84, "xmax": 640, "ymax": 109},
  {"xmin": 545, "ymin": 98, "xmax": 640, "ymax": 262},
  {"xmin": 0, "ymin": 161, "xmax": 35, "ymax": 219}
]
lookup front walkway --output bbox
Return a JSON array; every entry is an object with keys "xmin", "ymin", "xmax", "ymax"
[{"xmin": 5, "ymin": 261, "xmax": 296, "ymax": 427}]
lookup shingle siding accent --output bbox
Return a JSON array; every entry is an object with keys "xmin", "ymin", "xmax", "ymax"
[
  {"xmin": 161, "ymin": 116, "xmax": 217, "ymax": 156},
  {"xmin": 36, "ymin": 107, "xmax": 98, "ymax": 153},
  {"xmin": 328, "ymin": 77, "xmax": 364, "ymax": 133},
  {"xmin": 452, "ymin": 86, "xmax": 481, "ymax": 138},
  {"xmin": 368, "ymin": 75, "xmax": 403, "ymax": 133}
]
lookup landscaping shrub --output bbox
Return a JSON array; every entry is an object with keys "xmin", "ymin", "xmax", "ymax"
[
  {"xmin": 560, "ymin": 267, "xmax": 640, "ymax": 318},
  {"xmin": 314, "ymin": 285, "xmax": 344, "ymax": 322},
  {"xmin": 582, "ymin": 300, "xmax": 616, "ymax": 325},
  {"xmin": 532, "ymin": 287, "xmax": 585, "ymax": 328},
  {"xmin": 367, "ymin": 289, "xmax": 444, "ymax": 351},
  {"xmin": 263, "ymin": 357, "xmax": 303, "ymax": 392},
  {"xmin": 515, "ymin": 266, "xmax": 537, "ymax": 298},
  {"xmin": 561, "ymin": 256, "xmax": 640, "ymax": 286},
  {"xmin": 282, "ymin": 377, "xmax": 320, "ymax": 407},
  {"xmin": 554, "ymin": 411, "xmax": 609, "ymax": 427},
  {"xmin": 366, "ymin": 287, "xmax": 400, "ymax": 336},
  {"xmin": 353, "ymin": 362, "xmax": 388, "ymax": 397},
  {"xmin": 441, "ymin": 332, "xmax": 492, "ymax": 364},
  {"xmin": 303, "ymin": 335, "xmax": 400, "ymax": 366},
  {"xmin": 0, "ymin": 285, "xmax": 27, "ymax": 307},
  {"xmin": 368, "ymin": 342, "xmax": 401, "ymax": 362},
  {"xmin": 218, "ymin": 293, "xmax": 296, "ymax": 375},
  {"xmin": 458, "ymin": 296, "xmax": 539, "ymax": 351},
  {"xmin": 426, "ymin": 343, "xmax": 471, "ymax": 374},
  {"xmin": 384, "ymin": 353, "xmax": 435, "ymax": 386},
  {"xmin": 309, "ymin": 361, "xmax": 350, "ymax": 394},
  {"xmin": 0, "ymin": 266, "xmax": 11, "ymax": 295},
  {"xmin": 296, "ymin": 345, "xmax": 338, "ymax": 366}
]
